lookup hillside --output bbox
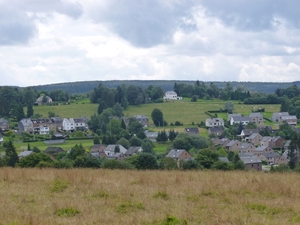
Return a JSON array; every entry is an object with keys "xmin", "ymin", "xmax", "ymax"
[
  {"xmin": 32, "ymin": 99, "xmax": 281, "ymax": 126},
  {"xmin": 28, "ymin": 80, "xmax": 299, "ymax": 94},
  {"xmin": 1, "ymin": 168, "xmax": 300, "ymax": 225}
]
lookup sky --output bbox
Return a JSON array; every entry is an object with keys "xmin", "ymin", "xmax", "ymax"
[{"xmin": 0, "ymin": 0, "xmax": 300, "ymax": 87}]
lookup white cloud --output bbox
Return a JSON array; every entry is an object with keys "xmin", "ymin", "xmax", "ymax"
[{"xmin": 0, "ymin": 0, "xmax": 299, "ymax": 87}]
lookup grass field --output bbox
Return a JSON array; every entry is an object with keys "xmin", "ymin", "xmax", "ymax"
[
  {"xmin": 30, "ymin": 99, "xmax": 281, "ymax": 127},
  {"xmin": 29, "ymin": 102, "xmax": 98, "ymax": 118},
  {"xmin": 1, "ymin": 168, "xmax": 300, "ymax": 225}
]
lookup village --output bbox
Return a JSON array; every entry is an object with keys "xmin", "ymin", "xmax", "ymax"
[{"xmin": 0, "ymin": 90, "xmax": 298, "ymax": 171}]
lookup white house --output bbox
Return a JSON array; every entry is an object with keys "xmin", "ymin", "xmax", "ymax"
[
  {"xmin": 103, "ymin": 144, "xmax": 127, "ymax": 156},
  {"xmin": 39, "ymin": 125, "xmax": 50, "ymax": 135},
  {"xmin": 205, "ymin": 118, "xmax": 224, "ymax": 127},
  {"xmin": 74, "ymin": 118, "xmax": 88, "ymax": 130},
  {"xmin": 62, "ymin": 118, "xmax": 75, "ymax": 132},
  {"xmin": 163, "ymin": 91, "xmax": 182, "ymax": 100},
  {"xmin": 230, "ymin": 115, "xmax": 250, "ymax": 126}
]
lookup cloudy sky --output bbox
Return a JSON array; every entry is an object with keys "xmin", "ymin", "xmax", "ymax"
[{"xmin": 1, "ymin": 0, "xmax": 300, "ymax": 87}]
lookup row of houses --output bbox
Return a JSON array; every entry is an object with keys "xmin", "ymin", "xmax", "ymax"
[
  {"xmin": 18, "ymin": 117, "xmax": 89, "ymax": 134},
  {"xmin": 205, "ymin": 112, "xmax": 298, "ymax": 127}
]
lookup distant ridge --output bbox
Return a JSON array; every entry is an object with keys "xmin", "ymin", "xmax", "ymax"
[{"xmin": 19, "ymin": 80, "xmax": 299, "ymax": 94}]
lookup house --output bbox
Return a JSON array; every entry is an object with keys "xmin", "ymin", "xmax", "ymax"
[
  {"xmin": 249, "ymin": 113, "xmax": 264, "ymax": 124},
  {"xmin": 40, "ymin": 125, "xmax": 50, "ymax": 135},
  {"xmin": 166, "ymin": 149, "xmax": 192, "ymax": 161},
  {"xmin": 272, "ymin": 112, "xmax": 289, "ymax": 122},
  {"xmin": 163, "ymin": 91, "xmax": 182, "ymax": 100},
  {"xmin": 90, "ymin": 144, "xmax": 106, "ymax": 153},
  {"xmin": 123, "ymin": 115, "xmax": 149, "ymax": 128},
  {"xmin": 133, "ymin": 115, "xmax": 150, "ymax": 127},
  {"xmin": 259, "ymin": 152, "xmax": 281, "ymax": 165},
  {"xmin": 211, "ymin": 138, "xmax": 231, "ymax": 147},
  {"xmin": 277, "ymin": 152, "xmax": 289, "ymax": 165},
  {"xmin": 281, "ymin": 115, "xmax": 297, "ymax": 126},
  {"xmin": 258, "ymin": 126, "xmax": 277, "ymax": 135},
  {"xmin": 240, "ymin": 129, "xmax": 259, "ymax": 138},
  {"xmin": 145, "ymin": 131, "xmax": 158, "ymax": 142},
  {"xmin": 62, "ymin": 118, "xmax": 75, "ymax": 132},
  {"xmin": 106, "ymin": 153, "xmax": 126, "ymax": 161},
  {"xmin": 18, "ymin": 118, "xmax": 34, "ymax": 133},
  {"xmin": 125, "ymin": 146, "xmax": 143, "ymax": 156},
  {"xmin": 230, "ymin": 116, "xmax": 250, "ymax": 126},
  {"xmin": 35, "ymin": 95, "xmax": 52, "ymax": 105},
  {"xmin": 104, "ymin": 144, "xmax": 127, "ymax": 156},
  {"xmin": 0, "ymin": 118, "xmax": 9, "ymax": 131},
  {"xmin": 208, "ymin": 126, "xmax": 224, "ymax": 137},
  {"xmin": 238, "ymin": 142, "xmax": 256, "ymax": 153},
  {"xmin": 254, "ymin": 146, "xmax": 274, "ymax": 156},
  {"xmin": 205, "ymin": 118, "xmax": 224, "ymax": 127},
  {"xmin": 18, "ymin": 151, "xmax": 33, "ymax": 159},
  {"xmin": 245, "ymin": 133, "xmax": 262, "ymax": 146},
  {"xmin": 0, "ymin": 133, "xmax": 3, "ymax": 143},
  {"xmin": 51, "ymin": 117, "xmax": 63, "ymax": 131},
  {"xmin": 74, "ymin": 117, "xmax": 88, "ymax": 130},
  {"xmin": 225, "ymin": 140, "xmax": 241, "ymax": 152},
  {"xmin": 239, "ymin": 155, "xmax": 262, "ymax": 171},
  {"xmin": 270, "ymin": 136, "xmax": 285, "ymax": 148},
  {"xmin": 185, "ymin": 127, "xmax": 199, "ymax": 135},
  {"xmin": 44, "ymin": 147, "xmax": 64, "ymax": 155},
  {"xmin": 227, "ymin": 113, "xmax": 241, "ymax": 121}
]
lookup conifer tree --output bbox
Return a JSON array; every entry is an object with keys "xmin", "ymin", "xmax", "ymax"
[{"xmin": 5, "ymin": 140, "xmax": 19, "ymax": 167}]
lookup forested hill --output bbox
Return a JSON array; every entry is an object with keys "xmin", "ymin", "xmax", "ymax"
[{"xmin": 29, "ymin": 80, "xmax": 299, "ymax": 94}]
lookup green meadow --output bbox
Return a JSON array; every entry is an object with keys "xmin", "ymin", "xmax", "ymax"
[{"xmin": 31, "ymin": 98, "xmax": 281, "ymax": 126}]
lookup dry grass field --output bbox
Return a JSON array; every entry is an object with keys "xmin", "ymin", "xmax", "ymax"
[{"xmin": 1, "ymin": 168, "xmax": 300, "ymax": 225}]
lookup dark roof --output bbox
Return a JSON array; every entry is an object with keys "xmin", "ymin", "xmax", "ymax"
[
  {"xmin": 240, "ymin": 156, "xmax": 261, "ymax": 164},
  {"xmin": 209, "ymin": 126, "xmax": 224, "ymax": 133},
  {"xmin": 185, "ymin": 127, "xmax": 199, "ymax": 134},
  {"xmin": 125, "ymin": 146, "xmax": 142, "ymax": 156},
  {"xmin": 262, "ymin": 152, "xmax": 281, "ymax": 158},
  {"xmin": 241, "ymin": 129, "xmax": 259, "ymax": 136},
  {"xmin": 166, "ymin": 149, "xmax": 187, "ymax": 159}
]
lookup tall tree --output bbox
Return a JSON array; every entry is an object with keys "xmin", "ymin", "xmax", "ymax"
[
  {"xmin": 151, "ymin": 108, "xmax": 164, "ymax": 127},
  {"xmin": 5, "ymin": 141, "xmax": 19, "ymax": 167},
  {"xmin": 27, "ymin": 103, "xmax": 34, "ymax": 118},
  {"xmin": 288, "ymin": 134, "xmax": 300, "ymax": 169}
]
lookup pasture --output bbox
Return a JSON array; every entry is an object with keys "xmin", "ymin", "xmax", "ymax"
[{"xmin": 1, "ymin": 168, "xmax": 300, "ymax": 225}]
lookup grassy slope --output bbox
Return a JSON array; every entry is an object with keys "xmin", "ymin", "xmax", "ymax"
[{"xmin": 1, "ymin": 168, "xmax": 300, "ymax": 225}]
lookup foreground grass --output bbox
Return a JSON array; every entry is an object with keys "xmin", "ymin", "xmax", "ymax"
[{"xmin": 1, "ymin": 168, "xmax": 300, "ymax": 225}]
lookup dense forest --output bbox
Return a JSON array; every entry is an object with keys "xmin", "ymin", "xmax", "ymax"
[
  {"xmin": 1, "ymin": 80, "xmax": 300, "ymax": 122},
  {"xmin": 27, "ymin": 80, "xmax": 300, "ymax": 94}
]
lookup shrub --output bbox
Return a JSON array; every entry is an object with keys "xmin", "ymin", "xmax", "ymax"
[{"xmin": 55, "ymin": 207, "xmax": 80, "ymax": 217}]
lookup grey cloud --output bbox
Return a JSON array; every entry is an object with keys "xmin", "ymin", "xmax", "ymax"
[
  {"xmin": 0, "ymin": 0, "xmax": 82, "ymax": 45},
  {"xmin": 0, "ymin": 9, "xmax": 36, "ymax": 45},
  {"xmin": 200, "ymin": 0, "xmax": 300, "ymax": 31},
  {"xmin": 90, "ymin": 0, "xmax": 195, "ymax": 48}
]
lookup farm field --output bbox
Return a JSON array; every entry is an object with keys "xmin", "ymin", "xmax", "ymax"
[{"xmin": 1, "ymin": 168, "xmax": 300, "ymax": 225}]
